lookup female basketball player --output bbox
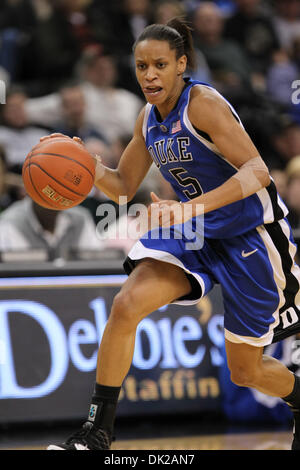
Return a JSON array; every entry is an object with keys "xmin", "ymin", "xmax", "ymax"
[{"xmin": 47, "ymin": 18, "xmax": 300, "ymax": 450}]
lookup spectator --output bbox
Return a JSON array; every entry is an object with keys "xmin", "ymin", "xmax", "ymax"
[
  {"xmin": 84, "ymin": 136, "xmax": 112, "ymax": 168},
  {"xmin": 0, "ymin": 0, "xmax": 117, "ymax": 96},
  {"xmin": 105, "ymin": 0, "xmax": 153, "ymax": 94},
  {"xmin": 51, "ymin": 0, "xmax": 108, "ymax": 51},
  {"xmin": 272, "ymin": 0, "xmax": 300, "ymax": 51},
  {"xmin": 152, "ymin": 0, "xmax": 213, "ymax": 83},
  {"xmin": 0, "ymin": 146, "xmax": 7, "ymax": 212},
  {"xmin": 292, "ymin": 34, "xmax": 300, "ymax": 69},
  {"xmin": 270, "ymin": 167, "xmax": 288, "ymax": 201},
  {"xmin": 152, "ymin": 0, "xmax": 186, "ymax": 25},
  {"xmin": 25, "ymin": 49, "xmax": 144, "ymax": 143},
  {"xmin": 0, "ymin": 144, "xmax": 22, "ymax": 213},
  {"xmin": 111, "ymin": 0, "xmax": 153, "ymax": 58},
  {"xmin": 0, "ymin": 0, "xmax": 43, "ymax": 84},
  {"xmin": 110, "ymin": 133, "xmax": 132, "ymax": 168},
  {"xmin": 0, "ymin": 86, "xmax": 50, "ymax": 174},
  {"xmin": 266, "ymin": 49, "xmax": 299, "ymax": 106},
  {"xmin": 192, "ymin": 2, "xmax": 253, "ymax": 98},
  {"xmin": 30, "ymin": 1, "xmax": 80, "ymax": 92},
  {"xmin": 0, "ymin": 196, "xmax": 104, "ymax": 260},
  {"xmin": 0, "ymin": 0, "xmax": 88, "ymax": 94},
  {"xmin": 78, "ymin": 50, "xmax": 143, "ymax": 142},
  {"xmin": 80, "ymin": 137, "xmax": 118, "ymax": 223},
  {"xmin": 270, "ymin": 116, "xmax": 300, "ymax": 168},
  {"xmin": 285, "ymin": 155, "xmax": 300, "ymax": 232},
  {"xmin": 54, "ymin": 81, "xmax": 107, "ymax": 143},
  {"xmin": 29, "ymin": 0, "xmax": 112, "ymax": 94},
  {"xmin": 224, "ymin": 0, "xmax": 280, "ymax": 75}
]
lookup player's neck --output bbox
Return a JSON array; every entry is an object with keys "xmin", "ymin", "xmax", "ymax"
[{"xmin": 156, "ymin": 78, "xmax": 186, "ymax": 120}]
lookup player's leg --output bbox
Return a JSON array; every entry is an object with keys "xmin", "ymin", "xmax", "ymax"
[
  {"xmin": 96, "ymin": 257, "xmax": 192, "ymax": 386},
  {"xmin": 47, "ymin": 258, "xmax": 192, "ymax": 450},
  {"xmin": 215, "ymin": 220, "xmax": 300, "ymax": 449},
  {"xmin": 225, "ymin": 339, "xmax": 295, "ymax": 397},
  {"xmin": 225, "ymin": 338, "xmax": 300, "ymax": 449}
]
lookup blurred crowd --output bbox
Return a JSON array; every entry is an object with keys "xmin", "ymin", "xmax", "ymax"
[{"xmin": 0, "ymin": 0, "xmax": 300, "ymax": 261}]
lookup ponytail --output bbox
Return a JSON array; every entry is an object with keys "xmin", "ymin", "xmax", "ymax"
[{"xmin": 166, "ymin": 17, "xmax": 196, "ymax": 70}]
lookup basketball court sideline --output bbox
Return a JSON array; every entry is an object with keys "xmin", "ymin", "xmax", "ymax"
[{"xmin": 0, "ymin": 420, "xmax": 293, "ymax": 451}]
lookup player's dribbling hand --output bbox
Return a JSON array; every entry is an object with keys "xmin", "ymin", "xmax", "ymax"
[
  {"xmin": 39, "ymin": 133, "xmax": 104, "ymax": 182},
  {"xmin": 40, "ymin": 132, "xmax": 70, "ymax": 143},
  {"xmin": 39, "ymin": 133, "xmax": 84, "ymax": 146}
]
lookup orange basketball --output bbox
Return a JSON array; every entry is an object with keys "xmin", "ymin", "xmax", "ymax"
[{"xmin": 22, "ymin": 137, "xmax": 95, "ymax": 210}]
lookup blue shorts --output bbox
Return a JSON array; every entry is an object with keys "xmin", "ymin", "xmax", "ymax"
[{"xmin": 124, "ymin": 218, "xmax": 300, "ymax": 346}]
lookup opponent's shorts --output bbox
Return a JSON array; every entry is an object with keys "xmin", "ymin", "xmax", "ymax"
[{"xmin": 124, "ymin": 218, "xmax": 300, "ymax": 347}]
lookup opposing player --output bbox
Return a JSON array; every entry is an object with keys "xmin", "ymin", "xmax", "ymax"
[{"xmin": 47, "ymin": 18, "xmax": 300, "ymax": 450}]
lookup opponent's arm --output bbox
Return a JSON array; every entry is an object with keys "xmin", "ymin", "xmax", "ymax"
[
  {"xmin": 185, "ymin": 87, "xmax": 270, "ymax": 216},
  {"xmin": 94, "ymin": 107, "xmax": 153, "ymax": 203}
]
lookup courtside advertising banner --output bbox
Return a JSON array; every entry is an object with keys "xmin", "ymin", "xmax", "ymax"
[{"xmin": 0, "ymin": 274, "xmax": 224, "ymax": 423}]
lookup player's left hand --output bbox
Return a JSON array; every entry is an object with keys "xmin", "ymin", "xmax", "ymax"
[{"xmin": 148, "ymin": 192, "xmax": 193, "ymax": 227}]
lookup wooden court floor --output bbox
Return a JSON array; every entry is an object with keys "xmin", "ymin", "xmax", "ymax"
[
  {"xmin": 0, "ymin": 430, "xmax": 293, "ymax": 450},
  {"xmin": 112, "ymin": 430, "xmax": 293, "ymax": 450}
]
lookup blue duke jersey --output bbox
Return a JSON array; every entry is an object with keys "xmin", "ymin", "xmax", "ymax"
[
  {"xmin": 125, "ymin": 78, "xmax": 300, "ymax": 346},
  {"xmin": 142, "ymin": 78, "xmax": 288, "ymax": 238}
]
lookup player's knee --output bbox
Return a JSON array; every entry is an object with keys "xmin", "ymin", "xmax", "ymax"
[{"xmin": 110, "ymin": 291, "xmax": 140, "ymax": 329}]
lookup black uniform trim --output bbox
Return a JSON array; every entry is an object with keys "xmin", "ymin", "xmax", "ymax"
[
  {"xmin": 264, "ymin": 221, "xmax": 300, "ymax": 343},
  {"xmin": 266, "ymin": 180, "xmax": 285, "ymax": 222}
]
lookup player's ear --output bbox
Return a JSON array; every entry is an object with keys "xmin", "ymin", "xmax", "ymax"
[{"xmin": 177, "ymin": 55, "xmax": 187, "ymax": 76}]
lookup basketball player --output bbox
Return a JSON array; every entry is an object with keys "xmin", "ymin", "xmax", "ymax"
[{"xmin": 47, "ymin": 18, "xmax": 300, "ymax": 450}]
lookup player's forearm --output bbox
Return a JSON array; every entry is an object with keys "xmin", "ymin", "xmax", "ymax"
[
  {"xmin": 185, "ymin": 177, "xmax": 244, "ymax": 216},
  {"xmin": 94, "ymin": 166, "xmax": 131, "ymax": 203},
  {"xmin": 185, "ymin": 166, "xmax": 270, "ymax": 217}
]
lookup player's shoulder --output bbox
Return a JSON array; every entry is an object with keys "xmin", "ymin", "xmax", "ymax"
[
  {"xmin": 190, "ymin": 84, "xmax": 227, "ymax": 110},
  {"xmin": 188, "ymin": 83, "xmax": 232, "ymax": 125},
  {"xmin": 136, "ymin": 104, "xmax": 148, "ymax": 120},
  {"xmin": 133, "ymin": 104, "xmax": 150, "ymax": 137}
]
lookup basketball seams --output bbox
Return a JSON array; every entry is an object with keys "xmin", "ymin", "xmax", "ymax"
[
  {"xmin": 25, "ymin": 162, "xmax": 60, "ymax": 210},
  {"xmin": 29, "ymin": 151, "xmax": 95, "ymax": 179},
  {"xmin": 23, "ymin": 140, "xmax": 95, "ymax": 210},
  {"xmin": 25, "ymin": 149, "xmax": 67, "ymax": 209},
  {"xmin": 27, "ymin": 161, "xmax": 86, "ymax": 197}
]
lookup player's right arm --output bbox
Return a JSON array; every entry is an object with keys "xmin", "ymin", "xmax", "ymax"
[
  {"xmin": 93, "ymin": 107, "xmax": 153, "ymax": 203},
  {"xmin": 40, "ymin": 107, "xmax": 153, "ymax": 204}
]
